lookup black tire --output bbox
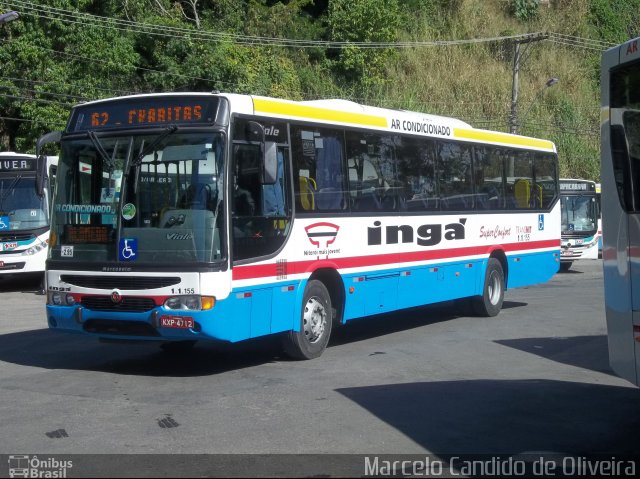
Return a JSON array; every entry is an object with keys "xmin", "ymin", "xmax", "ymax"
[
  {"xmin": 472, "ymin": 258, "xmax": 505, "ymax": 317},
  {"xmin": 560, "ymin": 261, "xmax": 572, "ymax": 272},
  {"xmin": 159, "ymin": 340, "xmax": 197, "ymax": 353},
  {"xmin": 282, "ymin": 280, "xmax": 333, "ymax": 360}
]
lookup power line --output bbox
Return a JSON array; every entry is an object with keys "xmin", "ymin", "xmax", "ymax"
[
  {"xmin": 0, "ymin": 92, "xmax": 73, "ymax": 107},
  {"xmin": 0, "ymin": 38, "xmax": 222, "ymax": 87},
  {"xmin": 0, "ymin": 115, "xmax": 65, "ymax": 127},
  {"xmin": 0, "ymin": 75, "xmax": 136, "ymax": 96},
  {"xmin": 1, "ymin": 0, "xmax": 613, "ymax": 51},
  {"xmin": 0, "ymin": 83, "xmax": 88, "ymax": 101}
]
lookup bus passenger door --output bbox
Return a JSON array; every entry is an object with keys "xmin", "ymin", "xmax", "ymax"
[{"xmin": 231, "ymin": 140, "xmax": 294, "ymax": 337}]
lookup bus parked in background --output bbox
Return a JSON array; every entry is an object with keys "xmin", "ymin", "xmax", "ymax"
[
  {"xmin": 38, "ymin": 93, "xmax": 560, "ymax": 359},
  {"xmin": 601, "ymin": 37, "xmax": 640, "ymax": 386},
  {"xmin": 0, "ymin": 152, "xmax": 57, "ymax": 286},
  {"xmin": 596, "ymin": 182, "xmax": 603, "ymax": 257},
  {"xmin": 559, "ymin": 179, "xmax": 600, "ymax": 271}
]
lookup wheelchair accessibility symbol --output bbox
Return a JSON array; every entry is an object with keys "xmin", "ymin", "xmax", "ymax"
[
  {"xmin": 0, "ymin": 215, "xmax": 9, "ymax": 230},
  {"xmin": 118, "ymin": 238, "xmax": 137, "ymax": 261},
  {"xmin": 538, "ymin": 214, "xmax": 545, "ymax": 231}
]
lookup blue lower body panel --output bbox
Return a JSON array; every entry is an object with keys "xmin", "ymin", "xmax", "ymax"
[{"xmin": 47, "ymin": 250, "xmax": 559, "ymax": 343}]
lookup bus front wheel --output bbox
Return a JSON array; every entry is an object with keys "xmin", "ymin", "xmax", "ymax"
[
  {"xmin": 473, "ymin": 258, "xmax": 505, "ymax": 317},
  {"xmin": 560, "ymin": 261, "xmax": 572, "ymax": 272},
  {"xmin": 282, "ymin": 280, "xmax": 333, "ymax": 360}
]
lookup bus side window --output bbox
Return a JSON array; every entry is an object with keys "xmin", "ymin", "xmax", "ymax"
[
  {"xmin": 232, "ymin": 145, "xmax": 260, "ymax": 217},
  {"xmin": 508, "ymin": 151, "xmax": 534, "ymax": 209},
  {"xmin": 396, "ymin": 136, "xmax": 438, "ymax": 212},
  {"xmin": 438, "ymin": 141, "xmax": 473, "ymax": 211},
  {"xmin": 291, "ymin": 125, "xmax": 346, "ymax": 212}
]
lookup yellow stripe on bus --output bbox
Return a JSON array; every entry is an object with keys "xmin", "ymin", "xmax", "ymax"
[
  {"xmin": 253, "ymin": 98, "xmax": 388, "ymax": 128},
  {"xmin": 453, "ymin": 128, "xmax": 555, "ymax": 151}
]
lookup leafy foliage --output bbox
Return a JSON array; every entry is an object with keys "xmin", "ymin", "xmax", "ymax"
[
  {"xmin": 509, "ymin": 0, "xmax": 539, "ymax": 20},
  {"xmin": 0, "ymin": 0, "xmax": 618, "ymax": 180},
  {"xmin": 588, "ymin": 0, "xmax": 640, "ymax": 43}
]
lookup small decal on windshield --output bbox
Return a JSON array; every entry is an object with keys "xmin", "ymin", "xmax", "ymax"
[
  {"xmin": 55, "ymin": 204, "xmax": 114, "ymax": 214},
  {"xmin": 0, "ymin": 216, "xmax": 9, "ymax": 230},
  {"xmin": 61, "ymin": 245, "xmax": 74, "ymax": 257},
  {"xmin": 100, "ymin": 187, "xmax": 116, "ymax": 203},
  {"xmin": 119, "ymin": 238, "xmax": 137, "ymax": 261},
  {"xmin": 122, "ymin": 203, "xmax": 136, "ymax": 221}
]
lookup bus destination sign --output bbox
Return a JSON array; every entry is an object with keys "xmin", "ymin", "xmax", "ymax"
[
  {"xmin": 559, "ymin": 181, "xmax": 595, "ymax": 192},
  {"xmin": 0, "ymin": 158, "xmax": 35, "ymax": 173},
  {"xmin": 69, "ymin": 97, "xmax": 220, "ymax": 132}
]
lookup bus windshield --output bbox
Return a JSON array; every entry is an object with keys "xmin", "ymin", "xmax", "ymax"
[
  {"xmin": 561, "ymin": 194, "xmax": 597, "ymax": 234},
  {"xmin": 50, "ymin": 131, "xmax": 225, "ymax": 265},
  {"xmin": 0, "ymin": 176, "xmax": 49, "ymax": 231}
]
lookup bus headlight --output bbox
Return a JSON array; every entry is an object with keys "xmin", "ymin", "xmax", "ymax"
[
  {"xmin": 22, "ymin": 239, "xmax": 47, "ymax": 256},
  {"xmin": 163, "ymin": 295, "xmax": 215, "ymax": 311},
  {"xmin": 49, "ymin": 292, "xmax": 63, "ymax": 305},
  {"xmin": 47, "ymin": 292, "xmax": 76, "ymax": 306}
]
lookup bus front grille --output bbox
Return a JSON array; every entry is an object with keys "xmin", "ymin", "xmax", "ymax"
[
  {"xmin": 80, "ymin": 296, "xmax": 157, "ymax": 312},
  {"xmin": 0, "ymin": 233, "xmax": 34, "ymax": 242},
  {"xmin": 61, "ymin": 275, "xmax": 181, "ymax": 290},
  {"xmin": 83, "ymin": 319, "xmax": 160, "ymax": 337}
]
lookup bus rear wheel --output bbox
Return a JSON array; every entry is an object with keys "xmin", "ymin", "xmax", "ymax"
[
  {"xmin": 473, "ymin": 258, "xmax": 505, "ymax": 317},
  {"xmin": 282, "ymin": 280, "xmax": 333, "ymax": 360}
]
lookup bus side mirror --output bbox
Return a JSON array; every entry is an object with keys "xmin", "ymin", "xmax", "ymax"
[
  {"xmin": 35, "ymin": 156, "xmax": 47, "ymax": 197},
  {"xmin": 245, "ymin": 121, "xmax": 277, "ymax": 185},
  {"xmin": 263, "ymin": 142, "xmax": 277, "ymax": 185},
  {"xmin": 36, "ymin": 131, "xmax": 62, "ymax": 196}
]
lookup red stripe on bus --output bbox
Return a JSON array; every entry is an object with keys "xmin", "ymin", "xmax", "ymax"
[{"xmin": 232, "ymin": 240, "xmax": 560, "ymax": 281}]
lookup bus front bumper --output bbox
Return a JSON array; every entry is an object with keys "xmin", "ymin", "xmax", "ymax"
[{"xmin": 46, "ymin": 304, "xmax": 223, "ymax": 342}]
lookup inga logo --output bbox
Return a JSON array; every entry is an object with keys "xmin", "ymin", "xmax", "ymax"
[
  {"xmin": 304, "ymin": 222, "xmax": 340, "ymax": 259},
  {"xmin": 368, "ymin": 218, "xmax": 467, "ymax": 247}
]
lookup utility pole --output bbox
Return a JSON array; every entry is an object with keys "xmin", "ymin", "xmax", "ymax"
[{"xmin": 509, "ymin": 33, "xmax": 549, "ymax": 134}]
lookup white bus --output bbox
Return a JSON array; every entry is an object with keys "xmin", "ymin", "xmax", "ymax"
[
  {"xmin": 559, "ymin": 179, "xmax": 600, "ymax": 271},
  {"xmin": 601, "ymin": 37, "xmax": 640, "ymax": 385},
  {"xmin": 39, "ymin": 93, "xmax": 560, "ymax": 358},
  {"xmin": 596, "ymin": 182, "xmax": 603, "ymax": 257},
  {"xmin": 0, "ymin": 152, "xmax": 57, "ymax": 284}
]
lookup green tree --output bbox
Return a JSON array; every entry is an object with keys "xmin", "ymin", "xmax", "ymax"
[{"xmin": 326, "ymin": 0, "xmax": 401, "ymax": 93}]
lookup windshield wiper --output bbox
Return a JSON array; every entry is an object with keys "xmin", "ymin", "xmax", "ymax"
[
  {"xmin": 122, "ymin": 124, "xmax": 179, "ymax": 197},
  {"xmin": 88, "ymin": 130, "xmax": 117, "ymax": 173},
  {"xmin": 132, "ymin": 124, "xmax": 178, "ymax": 167}
]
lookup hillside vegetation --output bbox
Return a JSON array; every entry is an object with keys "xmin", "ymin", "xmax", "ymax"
[{"xmin": 1, "ymin": 0, "xmax": 640, "ymax": 179}]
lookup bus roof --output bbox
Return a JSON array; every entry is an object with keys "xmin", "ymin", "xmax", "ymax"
[
  {"xmin": 604, "ymin": 37, "xmax": 640, "ymax": 66},
  {"xmin": 69, "ymin": 92, "xmax": 557, "ymax": 153},
  {"xmin": 0, "ymin": 151, "xmax": 36, "ymax": 159}
]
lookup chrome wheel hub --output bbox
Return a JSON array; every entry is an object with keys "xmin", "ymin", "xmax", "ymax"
[{"xmin": 303, "ymin": 296, "xmax": 326, "ymax": 344}]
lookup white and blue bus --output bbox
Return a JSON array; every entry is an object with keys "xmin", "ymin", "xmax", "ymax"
[
  {"xmin": 601, "ymin": 37, "xmax": 640, "ymax": 385},
  {"xmin": 559, "ymin": 179, "xmax": 600, "ymax": 271},
  {"xmin": 0, "ymin": 152, "xmax": 57, "ymax": 283},
  {"xmin": 39, "ymin": 93, "xmax": 560, "ymax": 358},
  {"xmin": 596, "ymin": 182, "xmax": 603, "ymax": 257}
]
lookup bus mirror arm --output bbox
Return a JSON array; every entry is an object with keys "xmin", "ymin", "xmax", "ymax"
[{"xmin": 36, "ymin": 131, "xmax": 62, "ymax": 196}]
